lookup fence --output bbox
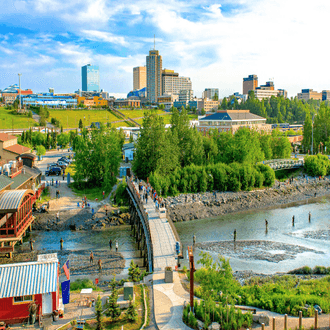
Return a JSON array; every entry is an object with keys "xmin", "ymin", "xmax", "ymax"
[{"xmin": 126, "ymin": 177, "xmax": 154, "ymax": 272}]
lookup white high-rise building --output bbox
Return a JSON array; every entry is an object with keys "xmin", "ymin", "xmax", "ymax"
[{"xmin": 162, "ymin": 69, "xmax": 192, "ymax": 95}]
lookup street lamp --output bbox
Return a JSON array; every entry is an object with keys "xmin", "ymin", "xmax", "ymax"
[{"xmin": 18, "ymin": 73, "xmax": 22, "ymax": 112}]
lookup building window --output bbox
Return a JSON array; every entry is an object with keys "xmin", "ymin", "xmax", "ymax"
[{"xmin": 14, "ymin": 295, "xmax": 33, "ymax": 303}]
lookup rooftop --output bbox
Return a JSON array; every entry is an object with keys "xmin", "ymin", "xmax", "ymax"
[
  {"xmin": 4, "ymin": 144, "xmax": 31, "ymax": 155},
  {"xmin": 0, "ymin": 133, "xmax": 17, "ymax": 142},
  {"xmin": 199, "ymin": 110, "xmax": 266, "ymax": 122},
  {"xmin": 0, "ymin": 175, "xmax": 14, "ymax": 191}
]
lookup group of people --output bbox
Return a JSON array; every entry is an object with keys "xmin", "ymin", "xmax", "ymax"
[{"xmin": 137, "ymin": 180, "xmax": 165, "ymax": 210}]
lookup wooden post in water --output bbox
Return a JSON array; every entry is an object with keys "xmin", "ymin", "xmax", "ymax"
[
  {"xmin": 284, "ymin": 314, "xmax": 288, "ymax": 330},
  {"xmin": 314, "ymin": 309, "xmax": 318, "ymax": 329},
  {"xmin": 272, "ymin": 317, "xmax": 276, "ymax": 330},
  {"xmin": 188, "ymin": 246, "xmax": 195, "ymax": 311},
  {"xmin": 299, "ymin": 311, "xmax": 302, "ymax": 329},
  {"xmin": 261, "ymin": 323, "xmax": 265, "ymax": 330}
]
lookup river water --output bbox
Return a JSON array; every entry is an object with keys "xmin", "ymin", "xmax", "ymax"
[
  {"xmin": 21, "ymin": 196, "xmax": 330, "ymax": 277},
  {"xmin": 175, "ymin": 195, "xmax": 330, "ymax": 274}
]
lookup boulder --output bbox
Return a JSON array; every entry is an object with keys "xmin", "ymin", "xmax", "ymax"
[
  {"xmin": 197, "ymin": 319, "xmax": 204, "ymax": 330},
  {"xmin": 208, "ymin": 322, "xmax": 221, "ymax": 330},
  {"xmin": 253, "ymin": 314, "xmax": 270, "ymax": 326}
]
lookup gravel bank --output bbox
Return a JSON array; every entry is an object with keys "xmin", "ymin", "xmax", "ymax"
[{"xmin": 165, "ymin": 176, "xmax": 330, "ymax": 222}]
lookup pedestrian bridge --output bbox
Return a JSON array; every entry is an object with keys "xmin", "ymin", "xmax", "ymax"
[
  {"xmin": 126, "ymin": 178, "xmax": 179, "ymax": 273},
  {"xmin": 261, "ymin": 158, "xmax": 304, "ymax": 171}
]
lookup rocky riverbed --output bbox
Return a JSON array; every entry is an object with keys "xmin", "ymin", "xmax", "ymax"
[
  {"xmin": 195, "ymin": 240, "xmax": 324, "ymax": 263},
  {"xmin": 165, "ymin": 176, "xmax": 330, "ymax": 222},
  {"xmin": 33, "ymin": 205, "xmax": 131, "ymax": 231}
]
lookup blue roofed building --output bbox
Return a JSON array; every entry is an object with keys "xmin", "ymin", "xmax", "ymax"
[
  {"xmin": 198, "ymin": 110, "xmax": 271, "ymax": 135},
  {"xmin": 22, "ymin": 93, "xmax": 77, "ymax": 108}
]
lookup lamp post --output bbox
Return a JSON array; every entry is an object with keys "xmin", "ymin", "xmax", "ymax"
[{"xmin": 18, "ymin": 73, "xmax": 22, "ymax": 112}]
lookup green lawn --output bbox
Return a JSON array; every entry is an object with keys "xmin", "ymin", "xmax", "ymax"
[
  {"xmin": 49, "ymin": 109, "xmax": 124, "ymax": 129},
  {"xmin": 0, "ymin": 107, "xmax": 37, "ymax": 129},
  {"xmin": 119, "ymin": 109, "xmax": 167, "ymax": 118}
]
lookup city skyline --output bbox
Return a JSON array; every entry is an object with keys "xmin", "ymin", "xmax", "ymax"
[{"xmin": 0, "ymin": 0, "xmax": 329, "ymax": 97}]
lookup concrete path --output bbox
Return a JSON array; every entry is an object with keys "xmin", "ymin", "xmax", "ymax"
[{"xmin": 153, "ymin": 271, "xmax": 191, "ymax": 330}]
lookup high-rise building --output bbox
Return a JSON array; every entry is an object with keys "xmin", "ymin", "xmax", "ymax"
[
  {"xmin": 146, "ymin": 50, "xmax": 162, "ymax": 103},
  {"xmin": 162, "ymin": 69, "xmax": 192, "ymax": 97},
  {"xmin": 133, "ymin": 66, "xmax": 146, "ymax": 90},
  {"xmin": 322, "ymin": 90, "xmax": 330, "ymax": 101},
  {"xmin": 202, "ymin": 88, "xmax": 219, "ymax": 100},
  {"xmin": 81, "ymin": 64, "xmax": 100, "ymax": 92},
  {"xmin": 243, "ymin": 74, "xmax": 258, "ymax": 95}
]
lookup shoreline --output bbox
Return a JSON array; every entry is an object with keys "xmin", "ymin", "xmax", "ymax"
[{"xmin": 165, "ymin": 176, "xmax": 330, "ymax": 222}]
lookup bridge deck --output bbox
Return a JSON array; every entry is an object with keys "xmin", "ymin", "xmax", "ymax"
[{"xmin": 133, "ymin": 182, "xmax": 177, "ymax": 272}]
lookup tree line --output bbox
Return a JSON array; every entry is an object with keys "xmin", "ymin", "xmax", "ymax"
[{"xmin": 132, "ymin": 109, "xmax": 290, "ymax": 195}]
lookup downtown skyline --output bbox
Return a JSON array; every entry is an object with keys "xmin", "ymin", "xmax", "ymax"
[{"xmin": 0, "ymin": 0, "xmax": 329, "ymax": 97}]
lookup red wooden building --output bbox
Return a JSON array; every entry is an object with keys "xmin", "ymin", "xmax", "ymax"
[
  {"xmin": 0, "ymin": 255, "xmax": 59, "ymax": 324},
  {"xmin": 0, "ymin": 189, "xmax": 35, "ymax": 257}
]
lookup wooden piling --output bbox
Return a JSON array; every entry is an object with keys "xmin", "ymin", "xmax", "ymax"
[
  {"xmin": 261, "ymin": 323, "xmax": 265, "ymax": 330},
  {"xmin": 314, "ymin": 309, "xmax": 318, "ymax": 329},
  {"xmin": 284, "ymin": 314, "xmax": 288, "ymax": 330},
  {"xmin": 299, "ymin": 311, "xmax": 302, "ymax": 329},
  {"xmin": 272, "ymin": 317, "xmax": 275, "ymax": 330}
]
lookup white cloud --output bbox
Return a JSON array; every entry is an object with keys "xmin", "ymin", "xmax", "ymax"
[{"xmin": 81, "ymin": 30, "xmax": 129, "ymax": 47}]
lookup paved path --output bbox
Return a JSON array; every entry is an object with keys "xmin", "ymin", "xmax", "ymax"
[{"xmin": 132, "ymin": 182, "xmax": 177, "ymax": 272}]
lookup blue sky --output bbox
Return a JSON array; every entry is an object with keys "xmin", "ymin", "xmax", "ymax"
[{"xmin": 0, "ymin": 0, "xmax": 329, "ymax": 97}]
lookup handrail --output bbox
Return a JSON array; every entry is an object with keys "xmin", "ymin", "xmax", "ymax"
[{"xmin": 127, "ymin": 177, "xmax": 154, "ymax": 272}]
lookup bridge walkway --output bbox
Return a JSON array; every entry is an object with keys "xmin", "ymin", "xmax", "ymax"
[{"xmin": 132, "ymin": 182, "xmax": 177, "ymax": 272}]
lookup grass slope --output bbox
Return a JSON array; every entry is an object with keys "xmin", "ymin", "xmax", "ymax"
[{"xmin": 0, "ymin": 107, "xmax": 37, "ymax": 129}]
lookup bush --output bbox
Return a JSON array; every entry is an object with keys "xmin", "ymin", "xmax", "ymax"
[
  {"xmin": 115, "ymin": 177, "xmax": 128, "ymax": 205},
  {"xmin": 304, "ymin": 154, "xmax": 330, "ymax": 177}
]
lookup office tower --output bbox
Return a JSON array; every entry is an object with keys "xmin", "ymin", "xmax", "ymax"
[
  {"xmin": 162, "ymin": 69, "xmax": 192, "ymax": 96},
  {"xmin": 81, "ymin": 64, "xmax": 100, "ymax": 92},
  {"xmin": 202, "ymin": 88, "xmax": 219, "ymax": 100},
  {"xmin": 133, "ymin": 66, "xmax": 146, "ymax": 90},
  {"xmin": 243, "ymin": 74, "xmax": 258, "ymax": 95},
  {"xmin": 146, "ymin": 50, "xmax": 162, "ymax": 103}
]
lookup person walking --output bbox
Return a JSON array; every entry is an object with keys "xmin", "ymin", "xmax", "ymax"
[
  {"xmin": 60, "ymin": 238, "xmax": 64, "ymax": 250},
  {"xmin": 115, "ymin": 241, "xmax": 118, "ymax": 252},
  {"xmin": 265, "ymin": 219, "xmax": 268, "ymax": 228},
  {"xmin": 90, "ymin": 252, "xmax": 94, "ymax": 264},
  {"xmin": 56, "ymin": 212, "xmax": 60, "ymax": 221},
  {"xmin": 63, "ymin": 174, "xmax": 65, "ymax": 180},
  {"xmin": 309, "ymin": 211, "xmax": 311, "ymax": 222},
  {"xmin": 233, "ymin": 229, "xmax": 237, "ymax": 242},
  {"xmin": 98, "ymin": 259, "xmax": 102, "ymax": 271},
  {"xmin": 193, "ymin": 233, "xmax": 196, "ymax": 246},
  {"xmin": 109, "ymin": 239, "xmax": 112, "ymax": 250},
  {"xmin": 292, "ymin": 215, "xmax": 295, "ymax": 226}
]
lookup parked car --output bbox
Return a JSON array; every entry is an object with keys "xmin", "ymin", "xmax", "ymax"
[
  {"xmin": 58, "ymin": 157, "xmax": 71, "ymax": 164},
  {"xmin": 47, "ymin": 163, "xmax": 58, "ymax": 169},
  {"xmin": 56, "ymin": 161, "xmax": 68, "ymax": 168},
  {"xmin": 45, "ymin": 167, "xmax": 62, "ymax": 176}
]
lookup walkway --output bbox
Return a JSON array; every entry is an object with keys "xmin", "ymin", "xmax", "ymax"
[
  {"xmin": 132, "ymin": 182, "xmax": 177, "ymax": 272},
  {"xmin": 131, "ymin": 181, "xmax": 190, "ymax": 329}
]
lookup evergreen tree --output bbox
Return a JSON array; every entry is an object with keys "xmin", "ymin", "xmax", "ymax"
[
  {"xmin": 128, "ymin": 260, "xmax": 141, "ymax": 282},
  {"xmin": 79, "ymin": 119, "xmax": 83, "ymax": 129},
  {"xmin": 125, "ymin": 295, "xmax": 138, "ymax": 322},
  {"xmin": 302, "ymin": 111, "xmax": 313, "ymax": 153},
  {"xmin": 95, "ymin": 294, "xmax": 104, "ymax": 330},
  {"xmin": 105, "ymin": 276, "xmax": 121, "ymax": 320}
]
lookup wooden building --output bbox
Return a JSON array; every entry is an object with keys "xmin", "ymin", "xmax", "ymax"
[{"xmin": 0, "ymin": 255, "xmax": 59, "ymax": 324}]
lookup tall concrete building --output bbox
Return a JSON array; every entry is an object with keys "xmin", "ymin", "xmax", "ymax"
[
  {"xmin": 243, "ymin": 74, "xmax": 258, "ymax": 95},
  {"xmin": 133, "ymin": 66, "xmax": 146, "ymax": 90},
  {"xmin": 162, "ymin": 69, "xmax": 192, "ymax": 95},
  {"xmin": 146, "ymin": 50, "xmax": 162, "ymax": 103},
  {"xmin": 82, "ymin": 64, "xmax": 100, "ymax": 92},
  {"xmin": 202, "ymin": 88, "xmax": 219, "ymax": 100}
]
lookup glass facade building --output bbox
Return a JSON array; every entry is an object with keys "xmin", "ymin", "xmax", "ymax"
[
  {"xmin": 82, "ymin": 64, "xmax": 100, "ymax": 92},
  {"xmin": 22, "ymin": 94, "xmax": 77, "ymax": 108}
]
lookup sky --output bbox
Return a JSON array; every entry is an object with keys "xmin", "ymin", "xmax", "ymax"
[{"xmin": 0, "ymin": 0, "xmax": 329, "ymax": 98}]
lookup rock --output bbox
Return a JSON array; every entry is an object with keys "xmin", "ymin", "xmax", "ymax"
[
  {"xmin": 197, "ymin": 319, "xmax": 204, "ymax": 330},
  {"xmin": 253, "ymin": 314, "xmax": 270, "ymax": 326},
  {"xmin": 208, "ymin": 322, "xmax": 220, "ymax": 330}
]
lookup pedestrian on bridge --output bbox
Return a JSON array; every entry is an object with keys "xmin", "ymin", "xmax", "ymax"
[
  {"xmin": 292, "ymin": 215, "xmax": 295, "ymax": 226},
  {"xmin": 233, "ymin": 229, "xmax": 237, "ymax": 242},
  {"xmin": 60, "ymin": 238, "xmax": 64, "ymax": 250}
]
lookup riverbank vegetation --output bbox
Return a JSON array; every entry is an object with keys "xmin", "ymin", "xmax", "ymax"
[
  {"xmin": 133, "ymin": 109, "xmax": 288, "ymax": 196},
  {"xmin": 304, "ymin": 154, "xmax": 330, "ymax": 177},
  {"xmin": 186, "ymin": 252, "xmax": 330, "ymax": 320}
]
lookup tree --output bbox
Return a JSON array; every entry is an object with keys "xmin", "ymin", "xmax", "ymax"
[
  {"xmin": 213, "ymin": 92, "xmax": 218, "ymax": 101},
  {"xmin": 220, "ymin": 97, "xmax": 228, "ymax": 110},
  {"xmin": 57, "ymin": 133, "xmax": 70, "ymax": 148},
  {"xmin": 36, "ymin": 145, "xmax": 46, "ymax": 156},
  {"xmin": 105, "ymin": 276, "xmax": 121, "ymax": 320},
  {"xmin": 302, "ymin": 111, "xmax": 313, "ymax": 153},
  {"xmin": 201, "ymin": 108, "xmax": 206, "ymax": 115},
  {"xmin": 95, "ymin": 294, "xmax": 104, "ymax": 330},
  {"xmin": 128, "ymin": 260, "xmax": 141, "ymax": 282},
  {"xmin": 39, "ymin": 116, "xmax": 46, "ymax": 127},
  {"xmin": 125, "ymin": 295, "xmax": 138, "ymax": 322},
  {"xmin": 79, "ymin": 119, "xmax": 83, "ymax": 129}
]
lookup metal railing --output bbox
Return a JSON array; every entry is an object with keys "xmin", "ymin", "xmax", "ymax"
[{"xmin": 126, "ymin": 177, "xmax": 154, "ymax": 272}]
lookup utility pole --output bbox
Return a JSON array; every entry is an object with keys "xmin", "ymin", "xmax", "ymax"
[
  {"xmin": 311, "ymin": 114, "xmax": 315, "ymax": 155},
  {"xmin": 18, "ymin": 73, "xmax": 22, "ymax": 112}
]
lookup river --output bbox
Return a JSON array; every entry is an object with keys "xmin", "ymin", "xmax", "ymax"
[{"xmin": 175, "ymin": 195, "xmax": 330, "ymax": 274}]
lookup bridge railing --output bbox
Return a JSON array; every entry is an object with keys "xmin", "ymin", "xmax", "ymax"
[{"xmin": 126, "ymin": 177, "xmax": 154, "ymax": 272}]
